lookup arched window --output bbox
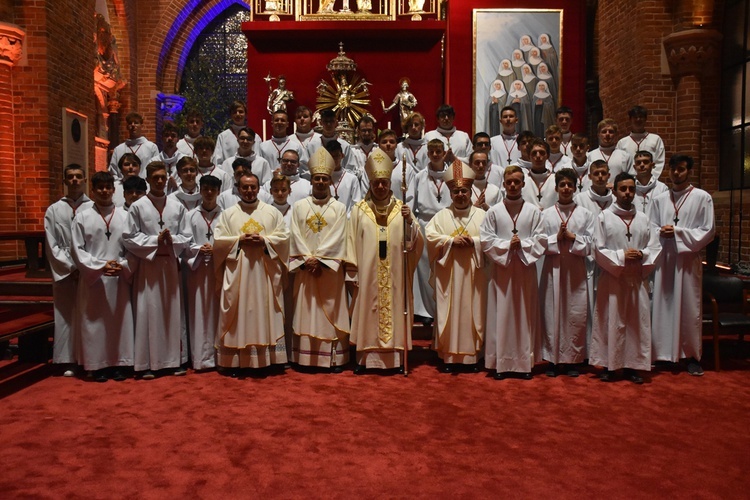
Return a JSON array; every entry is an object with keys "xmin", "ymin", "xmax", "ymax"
[{"xmin": 178, "ymin": 5, "xmax": 251, "ymax": 138}]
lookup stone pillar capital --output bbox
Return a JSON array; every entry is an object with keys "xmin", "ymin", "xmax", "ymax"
[
  {"xmin": 663, "ymin": 28, "xmax": 722, "ymax": 79},
  {"xmin": 0, "ymin": 22, "xmax": 25, "ymax": 68},
  {"xmin": 156, "ymin": 92, "xmax": 187, "ymax": 120}
]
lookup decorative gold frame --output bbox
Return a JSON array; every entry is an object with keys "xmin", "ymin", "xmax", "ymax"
[
  {"xmin": 472, "ymin": 8, "xmax": 564, "ymax": 136},
  {"xmin": 298, "ymin": 0, "xmax": 393, "ymax": 21}
]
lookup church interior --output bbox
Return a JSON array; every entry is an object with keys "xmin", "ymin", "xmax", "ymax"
[{"xmin": 0, "ymin": 0, "xmax": 748, "ymax": 497}]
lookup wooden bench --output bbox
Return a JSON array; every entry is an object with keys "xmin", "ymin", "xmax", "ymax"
[
  {"xmin": 0, "ymin": 310, "xmax": 53, "ymax": 362},
  {"xmin": 0, "ymin": 231, "xmax": 49, "ymax": 278}
]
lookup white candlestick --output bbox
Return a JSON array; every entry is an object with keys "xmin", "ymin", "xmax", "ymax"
[
  {"xmin": 387, "ymin": 121, "xmax": 391, "ymax": 130},
  {"xmin": 262, "ymin": 119, "xmax": 267, "ymax": 141},
  {"xmin": 293, "ymin": 122, "xmax": 297, "ymax": 134}
]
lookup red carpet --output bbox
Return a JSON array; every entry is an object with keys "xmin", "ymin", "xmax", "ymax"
[{"xmin": 0, "ymin": 354, "xmax": 748, "ymax": 498}]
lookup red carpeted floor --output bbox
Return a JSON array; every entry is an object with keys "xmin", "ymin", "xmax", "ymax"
[{"xmin": 0, "ymin": 352, "xmax": 749, "ymax": 499}]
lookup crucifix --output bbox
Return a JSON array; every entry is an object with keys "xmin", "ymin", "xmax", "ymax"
[
  {"xmin": 626, "ymin": 231, "xmax": 632, "ymax": 241},
  {"xmin": 537, "ymin": 193, "xmax": 543, "ymax": 202},
  {"xmin": 105, "ymin": 230, "xmax": 111, "ymax": 240},
  {"xmin": 206, "ymin": 230, "xmax": 213, "ymax": 240},
  {"xmin": 512, "ymin": 228, "xmax": 518, "ymax": 234},
  {"xmin": 158, "ymin": 219, "xmax": 165, "ymax": 229},
  {"xmin": 673, "ymin": 216, "xmax": 679, "ymax": 224}
]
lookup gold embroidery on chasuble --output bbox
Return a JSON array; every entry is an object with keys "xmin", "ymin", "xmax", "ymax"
[
  {"xmin": 306, "ymin": 213, "xmax": 328, "ymax": 233},
  {"xmin": 450, "ymin": 226, "xmax": 466, "ymax": 238},
  {"xmin": 240, "ymin": 218, "xmax": 264, "ymax": 235}
]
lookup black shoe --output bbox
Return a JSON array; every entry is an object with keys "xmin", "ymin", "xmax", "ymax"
[
  {"xmin": 545, "ymin": 363, "xmax": 557, "ymax": 377},
  {"xmin": 493, "ymin": 371, "xmax": 506, "ymax": 380},
  {"xmin": 600, "ymin": 369, "xmax": 613, "ymax": 382},
  {"xmin": 111, "ymin": 369, "xmax": 127, "ymax": 382},
  {"xmin": 353, "ymin": 364, "xmax": 366, "ymax": 375},
  {"xmin": 625, "ymin": 369, "xmax": 644, "ymax": 384},
  {"xmin": 440, "ymin": 363, "xmax": 454, "ymax": 373},
  {"xmin": 93, "ymin": 369, "xmax": 108, "ymax": 383},
  {"xmin": 397, "ymin": 366, "xmax": 405, "ymax": 375},
  {"xmin": 519, "ymin": 372, "xmax": 533, "ymax": 380},
  {"xmin": 331, "ymin": 366, "xmax": 343, "ymax": 374},
  {"xmin": 472, "ymin": 364, "xmax": 481, "ymax": 373},
  {"xmin": 687, "ymin": 358, "xmax": 704, "ymax": 377}
]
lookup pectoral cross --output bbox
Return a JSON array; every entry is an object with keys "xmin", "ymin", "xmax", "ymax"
[
  {"xmin": 642, "ymin": 197, "xmax": 648, "ymax": 211},
  {"xmin": 512, "ymin": 228, "xmax": 518, "ymax": 234},
  {"xmin": 626, "ymin": 231, "xmax": 632, "ymax": 241},
  {"xmin": 206, "ymin": 230, "xmax": 213, "ymax": 240},
  {"xmin": 437, "ymin": 194, "xmax": 442, "ymax": 202},
  {"xmin": 158, "ymin": 219, "xmax": 165, "ymax": 229},
  {"xmin": 673, "ymin": 216, "xmax": 679, "ymax": 224},
  {"xmin": 105, "ymin": 230, "xmax": 111, "ymax": 240},
  {"xmin": 537, "ymin": 193, "xmax": 543, "ymax": 202},
  {"xmin": 335, "ymin": 195, "xmax": 339, "ymax": 200},
  {"xmin": 578, "ymin": 183, "xmax": 583, "ymax": 191},
  {"xmin": 507, "ymin": 156, "xmax": 511, "ymax": 163}
]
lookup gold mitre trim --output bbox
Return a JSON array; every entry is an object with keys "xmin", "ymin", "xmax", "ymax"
[
  {"xmin": 443, "ymin": 159, "xmax": 475, "ymax": 188},
  {"xmin": 308, "ymin": 147, "xmax": 335, "ymax": 177},
  {"xmin": 365, "ymin": 147, "xmax": 394, "ymax": 181}
]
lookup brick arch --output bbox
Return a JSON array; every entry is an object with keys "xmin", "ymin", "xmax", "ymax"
[{"xmin": 137, "ymin": 0, "xmax": 251, "ymax": 136}]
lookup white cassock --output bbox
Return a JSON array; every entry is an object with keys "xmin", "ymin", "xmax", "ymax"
[
  {"xmin": 169, "ymin": 187, "xmax": 202, "ymax": 212},
  {"xmin": 426, "ymin": 205, "xmax": 487, "ymax": 364},
  {"xmin": 184, "ymin": 205, "xmax": 223, "ymax": 370},
  {"xmin": 44, "ymin": 195, "xmax": 93, "ymax": 364},
  {"xmin": 213, "ymin": 200, "xmax": 290, "ymax": 368},
  {"xmin": 538, "ymin": 203, "xmax": 595, "ymax": 365},
  {"xmin": 220, "ymin": 154, "xmax": 272, "ymax": 185},
  {"xmin": 396, "ymin": 138, "xmax": 428, "ymax": 171},
  {"xmin": 259, "ymin": 136, "xmax": 309, "ymax": 172},
  {"xmin": 349, "ymin": 143, "xmax": 377, "ymax": 183},
  {"xmin": 212, "ymin": 127, "xmax": 262, "ymax": 167},
  {"xmin": 480, "ymin": 198, "xmax": 544, "ymax": 373},
  {"xmin": 591, "ymin": 204, "xmax": 661, "ymax": 371},
  {"xmin": 635, "ymin": 176, "xmax": 668, "ymax": 219},
  {"xmin": 471, "ymin": 179, "xmax": 503, "ymax": 208},
  {"xmin": 347, "ymin": 196, "xmax": 423, "ymax": 369},
  {"xmin": 424, "ymin": 128, "xmax": 473, "ymax": 160},
  {"xmin": 108, "ymin": 137, "xmax": 160, "ymax": 180},
  {"xmin": 176, "ymin": 135, "xmax": 197, "ymax": 158},
  {"xmin": 289, "ymin": 196, "xmax": 350, "ymax": 367},
  {"xmin": 71, "ymin": 205, "xmax": 135, "ymax": 371},
  {"xmin": 587, "ymin": 147, "xmax": 632, "ymax": 178},
  {"xmin": 651, "ymin": 186, "xmax": 715, "ymax": 362},
  {"xmin": 123, "ymin": 194, "xmax": 191, "ymax": 372},
  {"xmin": 388, "ymin": 158, "xmax": 416, "ymax": 198},
  {"xmin": 617, "ymin": 132, "xmax": 666, "ymax": 178},
  {"xmin": 489, "ymin": 133, "xmax": 521, "ymax": 169},
  {"xmin": 522, "ymin": 169, "xmax": 557, "ymax": 210},
  {"xmin": 196, "ymin": 165, "xmax": 234, "ymax": 193},
  {"xmin": 407, "ymin": 166, "xmax": 452, "ymax": 320},
  {"xmin": 329, "ymin": 169, "xmax": 362, "ymax": 214}
]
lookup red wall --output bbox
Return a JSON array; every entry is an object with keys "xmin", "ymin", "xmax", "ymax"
[{"xmin": 445, "ymin": 1, "xmax": 587, "ymax": 135}]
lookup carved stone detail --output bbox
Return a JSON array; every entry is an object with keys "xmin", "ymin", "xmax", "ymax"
[
  {"xmin": 156, "ymin": 93, "xmax": 186, "ymax": 120},
  {"xmin": 663, "ymin": 28, "xmax": 722, "ymax": 79},
  {"xmin": 0, "ymin": 22, "xmax": 25, "ymax": 67}
]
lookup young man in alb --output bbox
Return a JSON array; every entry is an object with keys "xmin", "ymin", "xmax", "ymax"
[
  {"xmin": 381, "ymin": 129, "xmax": 413, "ymax": 196},
  {"xmin": 71, "ymin": 171, "xmax": 135, "ymax": 382},
  {"xmin": 263, "ymin": 149, "xmax": 310, "ymax": 207},
  {"xmin": 556, "ymin": 106, "xmax": 574, "ymax": 158},
  {"xmin": 122, "ymin": 176, "xmax": 147, "ymax": 211},
  {"xmin": 221, "ymin": 126, "xmax": 272, "ymax": 185},
  {"xmin": 651, "ymin": 154, "xmax": 715, "ymax": 376},
  {"xmin": 305, "ymin": 109, "xmax": 351, "ymax": 179},
  {"xmin": 259, "ymin": 110, "xmax": 308, "ymax": 172},
  {"xmin": 109, "ymin": 112, "xmax": 159, "ymax": 180},
  {"xmin": 591, "ymin": 172, "xmax": 660, "ymax": 384},
  {"xmin": 521, "ymin": 139, "xmax": 557, "ymax": 210},
  {"xmin": 538, "ymin": 169, "xmax": 595, "ymax": 378},
  {"xmin": 176, "ymin": 109, "xmax": 203, "ymax": 158},
  {"xmin": 573, "ymin": 160, "xmax": 614, "ymax": 215},
  {"xmin": 425, "ymin": 160, "xmax": 486, "ymax": 373},
  {"xmin": 407, "ymin": 138, "xmax": 452, "ymax": 326},
  {"xmin": 289, "ymin": 148, "xmax": 350, "ymax": 371},
  {"xmin": 617, "ymin": 105, "xmax": 666, "ymax": 178},
  {"xmin": 349, "ymin": 115, "xmax": 379, "ymax": 182},
  {"xmin": 212, "ymin": 101, "xmax": 261, "ymax": 167},
  {"xmin": 123, "ymin": 161, "xmax": 192, "ymax": 379},
  {"xmin": 45, "ymin": 164, "xmax": 93, "ymax": 376},
  {"xmin": 395, "ymin": 112, "xmax": 427, "ymax": 170},
  {"xmin": 588, "ymin": 119, "xmax": 631, "ymax": 179},
  {"xmin": 469, "ymin": 150, "xmax": 502, "ymax": 211},
  {"xmin": 424, "ymin": 104, "xmax": 472, "ymax": 165},
  {"xmin": 480, "ymin": 165, "xmax": 544, "ymax": 380},
  {"xmin": 184, "ymin": 174, "xmax": 223, "ymax": 372},
  {"xmin": 269, "ymin": 173, "xmax": 293, "ymax": 226},
  {"xmin": 633, "ymin": 150, "xmax": 668, "ymax": 219},
  {"xmin": 325, "ymin": 139, "xmax": 361, "ymax": 213},
  {"xmin": 113, "ymin": 153, "xmax": 142, "ymax": 207},
  {"xmin": 194, "ymin": 135, "xmax": 234, "ymax": 192},
  {"xmin": 569, "ymin": 133, "xmax": 591, "ymax": 192},
  {"xmin": 169, "ymin": 157, "xmax": 202, "ymax": 211},
  {"xmin": 545, "ymin": 125, "xmax": 572, "ymax": 172},
  {"xmin": 152, "ymin": 122, "xmax": 184, "ymax": 194},
  {"xmin": 489, "ymin": 106, "xmax": 522, "ymax": 169},
  {"xmin": 293, "ymin": 105, "xmax": 320, "ymax": 152}
]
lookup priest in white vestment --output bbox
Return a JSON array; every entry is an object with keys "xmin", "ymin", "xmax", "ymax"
[
  {"xmin": 45, "ymin": 165, "xmax": 93, "ymax": 374},
  {"xmin": 289, "ymin": 148, "xmax": 350, "ymax": 370},
  {"xmin": 213, "ymin": 172, "xmax": 290, "ymax": 370},
  {"xmin": 591, "ymin": 173, "xmax": 661, "ymax": 384},
  {"xmin": 123, "ymin": 162, "xmax": 191, "ymax": 377},
  {"xmin": 651, "ymin": 155, "xmax": 715, "ymax": 375},
  {"xmin": 480, "ymin": 165, "xmax": 544, "ymax": 380},
  {"xmin": 347, "ymin": 148, "xmax": 423, "ymax": 373},
  {"xmin": 425, "ymin": 160, "xmax": 486, "ymax": 371},
  {"xmin": 538, "ymin": 169, "xmax": 595, "ymax": 377},
  {"xmin": 72, "ymin": 172, "xmax": 135, "ymax": 381}
]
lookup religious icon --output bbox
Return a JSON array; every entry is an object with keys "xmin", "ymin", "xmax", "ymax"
[
  {"xmin": 264, "ymin": 73, "xmax": 295, "ymax": 115},
  {"xmin": 381, "ymin": 78, "xmax": 418, "ymax": 134}
]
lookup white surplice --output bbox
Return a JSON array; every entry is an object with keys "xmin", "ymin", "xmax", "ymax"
[
  {"xmin": 587, "ymin": 147, "xmax": 632, "ymax": 178},
  {"xmin": 329, "ymin": 169, "xmax": 362, "ymax": 214},
  {"xmin": 123, "ymin": 193, "xmax": 191, "ymax": 371},
  {"xmin": 617, "ymin": 132, "xmax": 666, "ymax": 178},
  {"xmin": 522, "ymin": 169, "xmax": 557, "ymax": 210},
  {"xmin": 347, "ymin": 196, "xmax": 423, "ymax": 369},
  {"xmin": 71, "ymin": 205, "xmax": 135, "ymax": 371},
  {"xmin": 635, "ymin": 175, "xmax": 668, "ymax": 219},
  {"xmin": 480, "ymin": 198, "xmax": 544, "ymax": 373},
  {"xmin": 213, "ymin": 200, "xmax": 290, "ymax": 368},
  {"xmin": 590, "ymin": 204, "xmax": 661, "ymax": 371},
  {"xmin": 108, "ymin": 137, "xmax": 160, "ymax": 180},
  {"xmin": 289, "ymin": 196, "xmax": 350, "ymax": 367},
  {"xmin": 538, "ymin": 202, "xmax": 595, "ymax": 364},
  {"xmin": 259, "ymin": 135, "xmax": 309, "ymax": 172},
  {"xmin": 651, "ymin": 186, "xmax": 715, "ymax": 362},
  {"xmin": 44, "ymin": 195, "xmax": 93, "ymax": 364},
  {"xmin": 212, "ymin": 127, "xmax": 261, "ymax": 168},
  {"xmin": 184, "ymin": 204, "xmax": 223, "ymax": 370},
  {"xmin": 426, "ymin": 205, "xmax": 487, "ymax": 364}
]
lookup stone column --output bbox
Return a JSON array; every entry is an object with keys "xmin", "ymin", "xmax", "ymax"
[{"xmin": 0, "ymin": 22, "xmax": 25, "ymax": 258}]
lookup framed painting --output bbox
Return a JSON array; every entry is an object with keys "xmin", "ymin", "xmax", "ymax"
[{"xmin": 473, "ymin": 9, "xmax": 563, "ymax": 137}]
